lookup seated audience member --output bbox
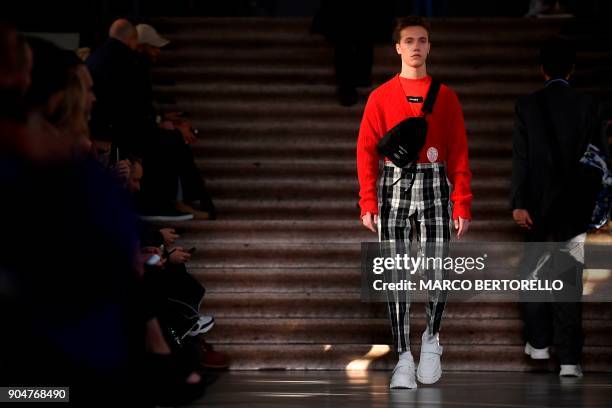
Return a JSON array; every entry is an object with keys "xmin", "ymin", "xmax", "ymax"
[
  {"xmin": 0, "ymin": 24, "xmax": 31, "ymax": 153},
  {"xmin": 135, "ymin": 23, "xmax": 216, "ymax": 220},
  {"xmin": 1, "ymin": 34, "xmax": 145, "ymax": 406},
  {"xmin": 86, "ymin": 19, "xmax": 190, "ymax": 220},
  {"xmin": 13, "ymin": 37, "xmax": 209, "ymax": 406},
  {"xmin": 127, "ymin": 158, "xmax": 229, "ymax": 370},
  {"xmin": 87, "ymin": 19, "xmax": 214, "ymax": 221}
]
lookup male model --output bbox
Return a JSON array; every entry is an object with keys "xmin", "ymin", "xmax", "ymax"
[{"xmin": 357, "ymin": 16, "xmax": 472, "ymax": 388}]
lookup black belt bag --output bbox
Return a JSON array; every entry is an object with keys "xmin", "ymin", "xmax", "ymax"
[{"xmin": 376, "ymin": 79, "xmax": 441, "ymax": 168}]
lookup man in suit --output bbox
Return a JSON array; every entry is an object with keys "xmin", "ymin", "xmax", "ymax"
[{"xmin": 511, "ymin": 38, "xmax": 609, "ymax": 377}]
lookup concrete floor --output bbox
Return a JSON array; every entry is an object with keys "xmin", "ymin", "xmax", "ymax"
[{"xmin": 187, "ymin": 371, "xmax": 612, "ymax": 407}]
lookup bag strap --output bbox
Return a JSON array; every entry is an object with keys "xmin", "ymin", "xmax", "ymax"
[{"xmin": 422, "ymin": 78, "xmax": 441, "ymax": 116}]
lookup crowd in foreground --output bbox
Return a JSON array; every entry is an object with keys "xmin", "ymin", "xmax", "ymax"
[{"xmin": 0, "ymin": 20, "xmax": 225, "ymax": 407}]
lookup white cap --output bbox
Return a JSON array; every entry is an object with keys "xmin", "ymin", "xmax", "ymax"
[{"xmin": 136, "ymin": 24, "xmax": 170, "ymax": 48}]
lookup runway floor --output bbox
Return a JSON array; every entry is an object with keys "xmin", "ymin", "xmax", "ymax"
[{"xmin": 186, "ymin": 370, "xmax": 612, "ymax": 408}]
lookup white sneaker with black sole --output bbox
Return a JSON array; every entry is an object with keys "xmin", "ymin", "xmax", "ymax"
[
  {"xmin": 182, "ymin": 315, "xmax": 215, "ymax": 339},
  {"xmin": 524, "ymin": 342, "xmax": 550, "ymax": 359},
  {"xmin": 416, "ymin": 329, "xmax": 443, "ymax": 384}
]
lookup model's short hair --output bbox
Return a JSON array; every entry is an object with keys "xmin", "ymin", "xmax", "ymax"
[
  {"xmin": 539, "ymin": 38, "xmax": 575, "ymax": 79},
  {"xmin": 393, "ymin": 16, "xmax": 431, "ymax": 43}
]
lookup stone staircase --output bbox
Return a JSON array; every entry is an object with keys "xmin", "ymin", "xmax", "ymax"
[{"xmin": 148, "ymin": 17, "xmax": 612, "ymax": 371}]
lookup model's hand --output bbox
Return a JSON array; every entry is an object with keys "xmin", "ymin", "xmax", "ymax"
[
  {"xmin": 362, "ymin": 212, "xmax": 378, "ymax": 233},
  {"xmin": 454, "ymin": 217, "xmax": 470, "ymax": 239},
  {"xmin": 513, "ymin": 209, "xmax": 533, "ymax": 229}
]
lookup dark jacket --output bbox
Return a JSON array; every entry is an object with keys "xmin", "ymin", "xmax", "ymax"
[
  {"xmin": 87, "ymin": 38, "xmax": 156, "ymax": 155},
  {"xmin": 511, "ymin": 80, "xmax": 609, "ymax": 240}
]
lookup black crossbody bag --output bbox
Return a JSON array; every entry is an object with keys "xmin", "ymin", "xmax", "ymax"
[{"xmin": 376, "ymin": 79, "xmax": 441, "ymax": 168}]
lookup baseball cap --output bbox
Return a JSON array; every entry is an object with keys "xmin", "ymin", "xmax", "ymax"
[{"xmin": 136, "ymin": 24, "xmax": 170, "ymax": 48}]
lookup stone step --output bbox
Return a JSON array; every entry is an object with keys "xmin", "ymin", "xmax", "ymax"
[
  {"xmin": 180, "ymin": 238, "xmax": 527, "ymax": 268},
  {"xmin": 208, "ymin": 198, "xmax": 360, "ymax": 220},
  {"xmin": 193, "ymin": 147, "xmax": 510, "ymax": 165},
  {"xmin": 155, "ymin": 81, "xmax": 609, "ymax": 100},
  {"xmin": 197, "ymin": 158, "xmax": 513, "ymax": 178},
  {"xmin": 206, "ymin": 343, "xmax": 612, "ymax": 371},
  {"xmin": 190, "ymin": 117, "xmax": 516, "ymax": 136},
  {"xmin": 191, "ymin": 136, "xmax": 511, "ymax": 157},
  {"xmin": 158, "ymin": 47, "xmax": 611, "ymax": 70},
  {"xmin": 192, "ymin": 145, "xmax": 511, "ymax": 163},
  {"xmin": 153, "ymin": 64, "xmax": 550, "ymax": 84},
  {"xmin": 161, "ymin": 24, "xmax": 560, "ymax": 47},
  {"xmin": 173, "ymin": 220, "xmax": 518, "ymax": 243},
  {"xmin": 160, "ymin": 99, "xmax": 517, "ymax": 120},
  {"xmin": 157, "ymin": 46, "xmax": 538, "ymax": 66},
  {"xmin": 199, "ymin": 292, "xmax": 612, "ymax": 320},
  {"xmin": 153, "ymin": 82, "xmax": 552, "ymax": 101},
  {"xmin": 203, "ymin": 318, "xmax": 612, "ymax": 346},
  {"xmin": 202, "ymin": 177, "xmax": 510, "ymax": 201},
  {"xmin": 149, "ymin": 16, "xmax": 562, "ymax": 31},
  {"xmin": 201, "ymin": 198, "xmax": 511, "ymax": 220},
  {"xmin": 182, "ymin": 243, "xmax": 360, "ymax": 268}
]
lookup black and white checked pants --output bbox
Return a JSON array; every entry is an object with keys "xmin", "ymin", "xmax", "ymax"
[{"xmin": 378, "ymin": 162, "xmax": 452, "ymax": 353}]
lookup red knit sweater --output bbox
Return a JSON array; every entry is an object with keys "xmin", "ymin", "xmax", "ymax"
[{"xmin": 357, "ymin": 74, "xmax": 472, "ymax": 220}]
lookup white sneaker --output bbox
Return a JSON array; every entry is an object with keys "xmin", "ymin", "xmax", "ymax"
[
  {"xmin": 560, "ymin": 364, "xmax": 583, "ymax": 377},
  {"xmin": 389, "ymin": 357, "xmax": 417, "ymax": 389},
  {"xmin": 183, "ymin": 315, "xmax": 215, "ymax": 338},
  {"xmin": 416, "ymin": 330, "xmax": 443, "ymax": 384},
  {"xmin": 524, "ymin": 342, "xmax": 550, "ymax": 360}
]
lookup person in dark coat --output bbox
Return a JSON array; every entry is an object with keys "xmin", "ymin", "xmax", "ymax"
[
  {"xmin": 511, "ymin": 38, "xmax": 609, "ymax": 377},
  {"xmin": 86, "ymin": 19, "xmax": 153, "ymax": 156},
  {"xmin": 313, "ymin": 1, "xmax": 394, "ymax": 106}
]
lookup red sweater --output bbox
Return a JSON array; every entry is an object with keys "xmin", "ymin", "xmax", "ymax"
[{"xmin": 357, "ymin": 74, "xmax": 472, "ymax": 220}]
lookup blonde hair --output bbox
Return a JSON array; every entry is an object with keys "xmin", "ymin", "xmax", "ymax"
[{"xmin": 51, "ymin": 65, "xmax": 90, "ymax": 143}]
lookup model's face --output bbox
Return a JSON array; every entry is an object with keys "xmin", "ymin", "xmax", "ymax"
[{"xmin": 396, "ymin": 26, "xmax": 430, "ymax": 68}]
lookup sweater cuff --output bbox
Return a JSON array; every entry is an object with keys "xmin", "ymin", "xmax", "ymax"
[
  {"xmin": 359, "ymin": 200, "xmax": 378, "ymax": 219},
  {"xmin": 452, "ymin": 200, "xmax": 472, "ymax": 221},
  {"xmin": 511, "ymin": 196, "xmax": 527, "ymax": 210}
]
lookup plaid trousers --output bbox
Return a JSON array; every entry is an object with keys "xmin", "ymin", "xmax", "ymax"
[{"xmin": 378, "ymin": 162, "xmax": 451, "ymax": 353}]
